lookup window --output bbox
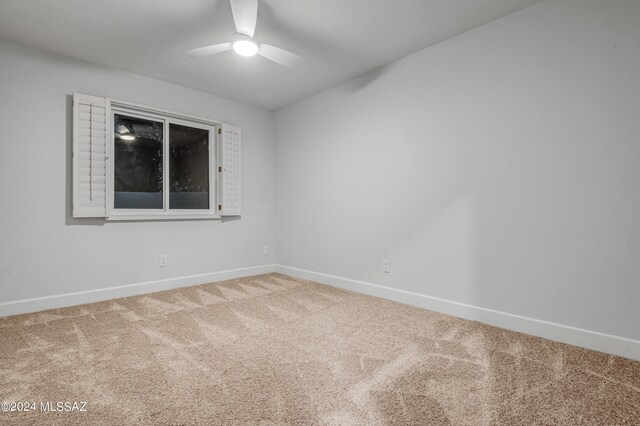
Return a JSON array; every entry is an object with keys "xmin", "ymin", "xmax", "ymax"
[
  {"xmin": 72, "ymin": 93, "xmax": 241, "ymax": 220},
  {"xmin": 109, "ymin": 107, "xmax": 216, "ymax": 219},
  {"xmin": 169, "ymin": 123, "xmax": 210, "ymax": 210},
  {"xmin": 113, "ymin": 114, "xmax": 164, "ymax": 210}
]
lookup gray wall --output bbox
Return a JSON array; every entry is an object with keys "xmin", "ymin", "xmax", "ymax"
[
  {"xmin": 275, "ymin": 0, "xmax": 640, "ymax": 340},
  {"xmin": 0, "ymin": 39, "xmax": 276, "ymax": 302}
]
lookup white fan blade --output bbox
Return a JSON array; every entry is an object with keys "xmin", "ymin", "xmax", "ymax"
[
  {"xmin": 258, "ymin": 44, "xmax": 305, "ymax": 68},
  {"xmin": 230, "ymin": 0, "xmax": 258, "ymax": 37},
  {"xmin": 186, "ymin": 42, "xmax": 232, "ymax": 57}
]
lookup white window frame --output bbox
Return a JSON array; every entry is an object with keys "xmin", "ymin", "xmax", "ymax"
[{"xmin": 106, "ymin": 99, "xmax": 221, "ymax": 221}]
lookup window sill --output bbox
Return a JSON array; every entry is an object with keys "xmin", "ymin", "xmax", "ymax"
[{"xmin": 106, "ymin": 213, "xmax": 221, "ymax": 221}]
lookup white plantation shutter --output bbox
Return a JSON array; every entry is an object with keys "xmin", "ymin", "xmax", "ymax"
[
  {"xmin": 73, "ymin": 93, "xmax": 108, "ymax": 217},
  {"xmin": 219, "ymin": 123, "xmax": 241, "ymax": 216}
]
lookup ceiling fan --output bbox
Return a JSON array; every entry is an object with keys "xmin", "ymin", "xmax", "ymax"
[{"xmin": 186, "ymin": 0, "xmax": 304, "ymax": 68}]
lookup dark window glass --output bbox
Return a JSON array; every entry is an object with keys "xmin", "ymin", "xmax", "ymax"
[
  {"xmin": 114, "ymin": 114, "xmax": 163, "ymax": 209},
  {"xmin": 169, "ymin": 123, "xmax": 210, "ymax": 209}
]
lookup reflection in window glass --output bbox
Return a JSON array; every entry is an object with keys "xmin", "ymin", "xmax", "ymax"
[
  {"xmin": 169, "ymin": 124, "xmax": 210, "ymax": 209},
  {"xmin": 114, "ymin": 114, "xmax": 163, "ymax": 209}
]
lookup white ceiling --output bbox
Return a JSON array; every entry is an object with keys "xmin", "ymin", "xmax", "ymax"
[{"xmin": 0, "ymin": 0, "xmax": 540, "ymax": 110}]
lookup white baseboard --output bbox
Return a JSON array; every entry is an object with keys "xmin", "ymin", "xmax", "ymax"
[
  {"xmin": 0, "ymin": 264, "xmax": 276, "ymax": 318},
  {"xmin": 275, "ymin": 265, "xmax": 640, "ymax": 361},
  {"xmin": 3, "ymin": 263, "xmax": 638, "ymax": 361}
]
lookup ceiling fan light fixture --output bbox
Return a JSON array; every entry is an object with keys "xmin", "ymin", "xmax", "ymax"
[
  {"xmin": 232, "ymin": 33, "xmax": 259, "ymax": 57},
  {"xmin": 186, "ymin": 1, "xmax": 304, "ymax": 67}
]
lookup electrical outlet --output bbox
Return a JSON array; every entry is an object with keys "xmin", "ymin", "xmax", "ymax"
[
  {"xmin": 382, "ymin": 259, "xmax": 391, "ymax": 273},
  {"xmin": 159, "ymin": 255, "xmax": 168, "ymax": 267},
  {"xmin": 263, "ymin": 246, "xmax": 269, "ymax": 255}
]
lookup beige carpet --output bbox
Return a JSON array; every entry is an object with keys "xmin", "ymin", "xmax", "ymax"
[{"xmin": 1, "ymin": 273, "xmax": 638, "ymax": 425}]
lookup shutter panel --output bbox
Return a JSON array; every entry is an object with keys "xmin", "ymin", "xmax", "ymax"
[
  {"xmin": 73, "ymin": 93, "xmax": 108, "ymax": 218},
  {"xmin": 219, "ymin": 123, "xmax": 241, "ymax": 216}
]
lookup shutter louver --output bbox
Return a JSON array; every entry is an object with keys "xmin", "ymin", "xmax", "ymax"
[
  {"xmin": 73, "ymin": 93, "xmax": 108, "ymax": 218},
  {"xmin": 220, "ymin": 123, "xmax": 241, "ymax": 216}
]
